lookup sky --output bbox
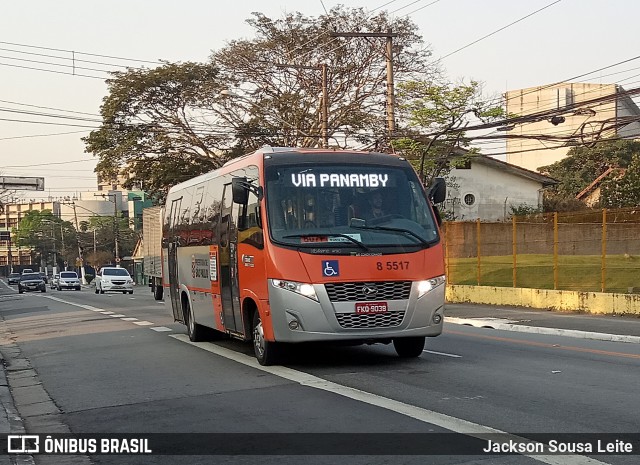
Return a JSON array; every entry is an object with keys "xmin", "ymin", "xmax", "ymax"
[{"xmin": 2, "ymin": 0, "xmax": 640, "ymax": 200}]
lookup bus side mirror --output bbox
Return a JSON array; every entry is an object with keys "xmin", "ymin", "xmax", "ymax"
[
  {"xmin": 429, "ymin": 177, "xmax": 446, "ymax": 204},
  {"xmin": 232, "ymin": 177, "xmax": 263, "ymax": 204},
  {"xmin": 232, "ymin": 177, "xmax": 249, "ymax": 205}
]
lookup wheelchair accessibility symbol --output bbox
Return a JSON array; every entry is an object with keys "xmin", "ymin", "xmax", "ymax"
[{"xmin": 322, "ymin": 260, "xmax": 340, "ymax": 277}]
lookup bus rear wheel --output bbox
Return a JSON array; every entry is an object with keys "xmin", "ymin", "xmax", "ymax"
[
  {"xmin": 252, "ymin": 311, "xmax": 280, "ymax": 366},
  {"xmin": 153, "ymin": 283, "xmax": 163, "ymax": 301},
  {"xmin": 393, "ymin": 336, "xmax": 425, "ymax": 358}
]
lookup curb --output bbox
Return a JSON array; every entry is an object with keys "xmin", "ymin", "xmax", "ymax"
[{"xmin": 444, "ymin": 317, "xmax": 640, "ymax": 344}]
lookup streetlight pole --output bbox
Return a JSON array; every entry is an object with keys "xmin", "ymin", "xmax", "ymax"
[
  {"xmin": 41, "ymin": 219, "xmax": 58, "ymax": 274},
  {"xmin": 71, "ymin": 202, "xmax": 87, "ymax": 284},
  {"xmin": 95, "ymin": 193, "xmax": 120, "ymax": 265}
]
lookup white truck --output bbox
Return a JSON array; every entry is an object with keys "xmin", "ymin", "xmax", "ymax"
[{"xmin": 142, "ymin": 206, "xmax": 164, "ymax": 300}]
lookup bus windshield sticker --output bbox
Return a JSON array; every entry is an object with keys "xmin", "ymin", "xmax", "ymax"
[
  {"xmin": 322, "ymin": 260, "xmax": 340, "ymax": 277},
  {"xmin": 328, "ymin": 234, "xmax": 361, "ymax": 243},
  {"xmin": 299, "ymin": 234, "xmax": 362, "ymax": 244},
  {"xmin": 290, "ymin": 172, "xmax": 389, "ymax": 188},
  {"xmin": 301, "ymin": 236, "xmax": 329, "ymax": 243}
]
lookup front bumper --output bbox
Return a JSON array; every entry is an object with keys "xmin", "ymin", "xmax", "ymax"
[
  {"xmin": 101, "ymin": 282, "xmax": 134, "ymax": 292},
  {"xmin": 267, "ymin": 280, "xmax": 445, "ymax": 343},
  {"xmin": 58, "ymin": 281, "xmax": 81, "ymax": 289}
]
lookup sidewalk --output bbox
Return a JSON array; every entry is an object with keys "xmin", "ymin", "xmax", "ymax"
[{"xmin": 445, "ymin": 302, "xmax": 640, "ymax": 342}]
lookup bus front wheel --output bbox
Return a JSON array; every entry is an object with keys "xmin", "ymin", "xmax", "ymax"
[
  {"xmin": 252, "ymin": 311, "xmax": 280, "ymax": 366},
  {"xmin": 393, "ymin": 336, "xmax": 425, "ymax": 358},
  {"xmin": 185, "ymin": 298, "xmax": 205, "ymax": 342}
]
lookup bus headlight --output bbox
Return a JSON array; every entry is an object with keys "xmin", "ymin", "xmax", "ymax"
[
  {"xmin": 417, "ymin": 275, "xmax": 446, "ymax": 299},
  {"xmin": 270, "ymin": 279, "xmax": 319, "ymax": 302}
]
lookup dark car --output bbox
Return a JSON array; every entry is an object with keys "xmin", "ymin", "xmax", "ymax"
[
  {"xmin": 39, "ymin": 272, "xmax": 49, "ymax": 284},
  {"xmin": 18, "ymin": 273, "xmax": 47, "ymax": 294},
  {"xmin": 7, "ymin": 273, "xmax": 21, "ymax": 285}
]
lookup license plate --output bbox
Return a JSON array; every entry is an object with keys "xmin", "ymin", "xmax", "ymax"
[{"xmin": 355, "ymin": 301, "xmax": 388, "ymax": 314}]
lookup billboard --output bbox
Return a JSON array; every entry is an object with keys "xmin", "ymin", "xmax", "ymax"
[{"xmin": 0, "ymin": 176, "xmax": 45, "ymax": 191}]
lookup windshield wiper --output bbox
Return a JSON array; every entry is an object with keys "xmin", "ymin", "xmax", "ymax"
[
  {"xmin": 351, "ymin": 225, "xmax": 431, "ymax": 246},
  {"xmin": 282, "ymin": 233, "xmax": 371, "ymax": 251}
]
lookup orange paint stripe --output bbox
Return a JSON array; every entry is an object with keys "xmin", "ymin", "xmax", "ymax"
[
  {"xmin": 446, "ymin": 329, "xmax": 640, "ymax": 360},
  {"xmin": 186, "ymin": 286, "xmax": 213, "ymax": 293}
]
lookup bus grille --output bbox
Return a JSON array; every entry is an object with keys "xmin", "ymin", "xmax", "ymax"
[
  {"xmin": 325, "ymin": 281, "xmax": 412, "ymax": 302},
  {"xmin": 335, "ymin": 311, "xmax": 405, "ymax": 329}
]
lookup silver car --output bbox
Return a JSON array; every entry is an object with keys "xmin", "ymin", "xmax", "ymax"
[{"xmin": 57, "ymin": 271, "xmax": 81, "ymax": 291}]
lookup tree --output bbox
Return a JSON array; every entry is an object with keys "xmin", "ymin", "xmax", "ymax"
[
  {"xmin": 539, "ymin": 139, "xmax": 640, "ymax": 210},
  {"xmin": 13, "ymin": 210, "xmax": 77, "ymax": 268},
  {"xmin": 600, "ymin": 154, "xmax": 640, "ymax": 207},
  {"xmin": 81, "ymin": 215, "xmax": 138, "ymax": 265},
  {"xmin": 83, "ymin": 62, "xmax": 229, "ymax": 200},
  {"xmin": 84, "ymin": 7, "xmax": 437, "ymax": 198},
  {"xmin": 214, "ymin": 7, "xmax": 436, "ymax": 152},
  {"xmin": 393, "ymin": 79, "xmax": 504, "ymax": 184}
]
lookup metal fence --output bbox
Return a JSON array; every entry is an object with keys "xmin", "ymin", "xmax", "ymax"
[{"xmin": 444, "ymin": 208, "xmax": 640, "ymax": 294}]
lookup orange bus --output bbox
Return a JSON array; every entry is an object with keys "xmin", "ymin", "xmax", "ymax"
[{"xmin": 162, "ymin": 146, "xmax": 446, "ymax": 365}]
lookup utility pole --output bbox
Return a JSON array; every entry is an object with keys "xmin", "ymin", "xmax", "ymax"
[
  {"xmin": 275, "ymin": 63, "xmax": 330, "ymax": 148},
  {"xmin": 71, "ymin": 203, "xmax": 87, "ymax": 284},
  {"xmin": 329, "ymin": 29, "xmax": 398, "ymax": 139}
]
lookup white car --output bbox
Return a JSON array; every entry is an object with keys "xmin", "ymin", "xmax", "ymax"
[
  {"xmin": 57, "ymin": 271, "xmax": 81, "ymax": 291},
  {"xmin": 95, "ymin": 267, "xmax": 134, "ymax": 294}
]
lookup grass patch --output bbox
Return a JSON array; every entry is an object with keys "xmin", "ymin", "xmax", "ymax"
[{"xmin": 448, "ymin": 254, "xmax": 640, "ymax": 293}]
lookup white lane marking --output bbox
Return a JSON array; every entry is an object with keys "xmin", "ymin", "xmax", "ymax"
[
  {"xmin": 445, "ymin": 317, "xmax": 640, "ymax": 344},
  {"xmin": 121, "ymin": 317, "xmax": 138, "ymax": 321},
  {"xmin": 169, "ymin": 334, "xmax": 610, "ymax": 465},
  {"xmin": 133, "ymin": 321, "xmax": 153, "ymax": 326},
  {"xmin": 101, "ymin": 311, "xmax": 115, "ymax": 315},
  {"xmin": 423, "ymin": 349, "xmax": 462, "ymax": 358},
  {"xmin": 150, "ymin": 327, "xmax": 172, "ymax": 332},
  {"xmin": 109, "ymin": 314, "xmax": 126, "ymax": 318}
]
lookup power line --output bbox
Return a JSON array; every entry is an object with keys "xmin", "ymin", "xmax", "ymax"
[
  {"xmin": 0, "ymin": 61, "xmax": 106, "ymax": 80},
  {"xmin": 0, "ymin": 99, "xmax": 100, "ymax": 117},
  {"xmin": 402, "ymin": 0, "xmax": 441, "ymax": 17},
  {"xmin": 0, "ymin": 40, "xmax": 163, "ymax": 65},
  {"xmin": 0, "ymin": 130, "xmax": 89, "ymax": 141},
  {"xmin": 3, "ymin": 159, "xmax": 95, "ymax": 168},
  {"xmin": 437, "ymin": 0, "xmax": 563, "ymax": 61}
]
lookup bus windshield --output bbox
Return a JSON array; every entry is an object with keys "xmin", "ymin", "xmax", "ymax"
[{"xmin": 265, "ymin": 163, "xmax": 439, "ymax": 251}]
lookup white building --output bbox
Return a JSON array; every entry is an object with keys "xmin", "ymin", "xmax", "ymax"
[
  {"xmin": 443, "ymin": 155, "xmax": 557, "ymax": 221},
  {"xmin": 505, "ymin": 82, "xmax": 640, "ymax": 171}
]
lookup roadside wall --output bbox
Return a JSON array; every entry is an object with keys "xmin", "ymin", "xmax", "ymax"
[{"xmin": 446, "ymin": 284, "xmax": 640, "ymax": 315}]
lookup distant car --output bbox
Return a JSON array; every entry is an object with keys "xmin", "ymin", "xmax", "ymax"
[
  {"xmin": 18, "ymin": 273, "xmax": 47, "ymax": 294},
  {"xmin": 57, "ymin": 271, "xmax": 81, "ymax": 291},
  {"xmin": 50, "ymin": 273, "xmax": 59, "ymax": 289},
  {"xmin": 21, "ymin": 268, "xmax": 34, "ymax": 275},
  {"xmin": 7, "ymin": 273, "xmax": 21, "ymax": 285},
  {"xmin": 39, "ymin": 272, "xmax": 49, "ymax": 284},
  {"xmin": 95, "ymin": 267, "xmax": 134, "ymax": 294}
]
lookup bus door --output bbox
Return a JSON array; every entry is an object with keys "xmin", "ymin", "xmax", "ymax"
[
  {"xmin": 219, "ymin": 184, "xmax": 243, "ymax": 334},
  {"xmin": 168, "ymin": 197, "xmax": 183, "ymax": 322}
]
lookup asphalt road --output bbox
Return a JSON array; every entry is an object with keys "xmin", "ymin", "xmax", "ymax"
[{"xmin": 0, "ymin": 281, "xmax": 639, "ymax": 465}]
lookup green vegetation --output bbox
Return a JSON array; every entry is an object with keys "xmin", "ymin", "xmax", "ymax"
[{"xmin": 448, "ymin": 254, "xmax": 640, "ymax": 293}]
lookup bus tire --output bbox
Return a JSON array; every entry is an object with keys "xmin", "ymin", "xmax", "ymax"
[
  {"xmin": 393, "ymin": 336, "xmax": 425, "ymax": 358},
  {"xmin": 252, "ymin": 311, "xmax": 280, "ymax": 366},
  {"xmin": 185, "ymin": 297, "xmax": 205, "ymax": 342},
  {"xmin": 153, "ymin": 283, "xmax": 163, "ymax": 301}
]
